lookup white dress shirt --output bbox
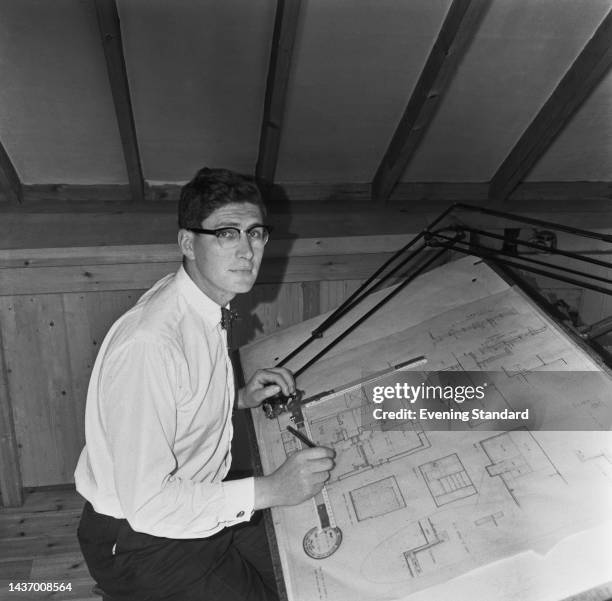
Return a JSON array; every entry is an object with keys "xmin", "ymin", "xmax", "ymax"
[{"xmin": 74, "ymin": 266, "xmax": 254, "ymax": 539}]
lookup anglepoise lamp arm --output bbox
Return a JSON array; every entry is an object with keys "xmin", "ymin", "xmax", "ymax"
[
  {"xmin": 276, "ymin": 204, "xmax": 457, "ymax": 369},
  {"xmin": 263, "ymin": 232, "xmax": 463, "ymax": 418},
  {"xmin": 262, "ymin": 203, "xmax": 612, "ymax": 417}
]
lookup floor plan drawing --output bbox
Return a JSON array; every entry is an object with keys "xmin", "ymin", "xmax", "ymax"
[
  {"xmin": 418, "ymin": 453, "xmax": 477, "ymax": 506},
  {"xmin": 575, "ymin": 448, "xmax": 612, "ymax": 479},
  {"xmin": 349, "ymin": 476, "xmax": 406, "ymax": 521},
  {"xmin": 474, "ymin": 511, "xmax": 505, "ymax": 527},
  {"xmin": 241, "ymin": 257, "xmax": 612, "ymax": 601},
  {"xmin": 401, "ymin": 518, "xmax": 447, "ymax": 578},
  {"xmin": 480, "ymin": 429, "xmax": 565, "ymax": 507},
  {"xmin": 297, "ymin": 386, "xmax": 431, "ymax": 483}
]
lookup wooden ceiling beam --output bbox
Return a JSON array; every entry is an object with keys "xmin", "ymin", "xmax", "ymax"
[
  {"xmin": 3, "ymin": 199, "xmax": 612, "ymax": 251},
  {"xmin": 94, "ymin": 0, "xmax": 144, "ymax": 203},
  {"xmin": 489, "ymin": 9, "xmax": 612, "ymax": 203},
  {"xmin": 372, "ymin": 0, "xmax": 490, "ymax": 203},
  {"xmin": 16, "ymin": 180, "xmax": 612, "ymax": 205},
  {"xmin": 256, "ymin": 0, "xmax": 302, "ymax": 187},
  {"xmin": 0, "ymin": 140, "xmax": 22, "ymax": 204}
]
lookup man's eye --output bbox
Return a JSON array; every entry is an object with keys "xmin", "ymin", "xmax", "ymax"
[
  {"xmin": 217, "ymin": 229, "xmax": 239, "ymax": 240},
  {"xmin": 248, "ymin": 228, "xmax": 263, "ymax": 240}
]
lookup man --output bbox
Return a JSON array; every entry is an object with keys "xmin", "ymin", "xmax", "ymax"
[{"xmin": 75, "ymin": 167, "xmax": 335, "ymax": 601}]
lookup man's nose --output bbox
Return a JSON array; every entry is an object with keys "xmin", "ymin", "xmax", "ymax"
[{"xmin": 236, "ymin": 232, "xmax": 254, "ymax": 258}]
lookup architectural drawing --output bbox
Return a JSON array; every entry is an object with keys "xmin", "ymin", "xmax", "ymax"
[
  {"xmin": 474, "ymin": 511, "xmax": 504, "ymax": 527},
  {"xmin": 418, "ymin": 453, "xmax": 477, "ymax": 507},
  {"xmin": 480, "ymin": 428, "xmax": 565, "ymax": 506},
  {"xmin": 349, "ymin": 476, "xmax": 406, "ymax": 521},
  {"xmin": 242, "ymin": 257, "xmax": 612, "ymax": 601},
  {"xmin": 401, "ymin": 518, "xmax": 447, "ymax": 579},
  {"xmin": 575, "ymin": 448, "xmax": 612, "ymax": 479},
  {"xmin": 278, "ymin": 386, "xmax": 430, "ymax": 483}
]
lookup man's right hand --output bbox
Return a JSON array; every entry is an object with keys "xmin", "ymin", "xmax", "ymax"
[{"xmin": 254, "ymin": 447, "xmax": 335, "ymax": 509}]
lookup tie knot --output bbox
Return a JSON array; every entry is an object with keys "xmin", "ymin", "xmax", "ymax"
[{"xmin": 220, "ymin": 307, "xmax": 238, "ymax": 330}]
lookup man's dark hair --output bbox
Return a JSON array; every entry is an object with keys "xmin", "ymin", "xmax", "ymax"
[{"xmin": 178, "ymin": 167, "xmax": 266, "ymax": 229}]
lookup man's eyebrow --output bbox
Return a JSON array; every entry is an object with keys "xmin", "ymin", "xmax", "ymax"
[{"xmin": 210, "ymin": 221, "xmax": 265, "ymax": 228}]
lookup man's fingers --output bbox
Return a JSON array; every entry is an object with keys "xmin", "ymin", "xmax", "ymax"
[
  {"xmin": 261, "ymin": 384, "xmax": 282, "ymax": 399},
  {"xmin": 300, "ymin": 446, "xmax": 335, "ymax": 460},
  {"xmin": 254, "ymin": 367, "xmax": 295, "ymax": 395},
  {"xmin": 294, "ymin": 448, "xmax": 335, "ymax": 475},
  {"xmin": 269, "ymin": 445, "xmax": 336, "ymax": 506},
  {"xmin": 307, "ymin": 458, "xmax": 335, "ymax": 473},
  {"xmin": 311, "ymin": 474, "xmax": 328, "ymax": 487}
]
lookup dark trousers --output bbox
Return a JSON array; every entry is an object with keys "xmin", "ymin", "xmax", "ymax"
[{"xmin": 77, "ymin": 502, "xmax": 279, "ymax": 601}]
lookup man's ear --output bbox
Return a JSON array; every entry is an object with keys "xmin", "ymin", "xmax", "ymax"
[{"xmin": 178, "ymin": 229, "xmax": 196, "ymax": 260}]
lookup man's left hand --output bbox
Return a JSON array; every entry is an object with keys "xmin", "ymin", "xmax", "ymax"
[{"xmin": 238, "ymin": 367, "xmax": 296, "ymax": 409}]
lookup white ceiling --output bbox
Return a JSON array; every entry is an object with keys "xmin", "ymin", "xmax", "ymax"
[{"xmin": 0, "ymin": 0, "xmax": 610, "ymax": 187}]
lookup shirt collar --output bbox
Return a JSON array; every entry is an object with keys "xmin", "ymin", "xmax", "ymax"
[{"xmin": 175, "ymin": 265, "xmax": 226, "ymax": 330}]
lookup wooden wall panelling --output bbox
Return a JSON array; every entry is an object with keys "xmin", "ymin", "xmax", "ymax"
[
  {"xmin": 0, "ymin": 304, "xmax": 23, "ymax": 506},
  {"xmin": 0, "ymin": 295, "xmax": 75, "ymax": 486},
  {"xmin": 319, "ymin": 280, "xmax": 363, "ymax": 314},
  {"xmin": 65, "ymin": 289, "xmax": 143, "ymax": 481},
  {"xmin": 79, "ymin": 289, "xmax": 143, "ymax": 353},
  {"xmin": 231, "ymin": 280, "xmax": 371, "ymax": 351},
  {"xmin": 0, "ymin": 236, "xmax": 412, "ymax": 268},
  {"xmin": 0, "ymin": 254, "xmax": 402, "ymax": 296},
  {"xmin": 41, "ymin": 295, "xmax": 85, "ymax": 485},
  {"xmin": 0, "ymin": 290, "xmax": 142, "ymax": 490},
  {"xmin": 60, "ymin": 290, "xmax": 142, "ymax": 459},
  {"xmin": 301, "ymin": 281, "xmax": 320, "ymax": 320},
  {"xmin": 0, "ymin": 262, "xmax": 179, "ymax": 297},
  {"xmin": 60, "ymin": 293, "xmax": 101, "ymax": 456},
  {"xmin": 230, "ymin": 282, "xmax": 304, "ymax": 350},
  {"xmin": 0, "ymin": 244, "xmax": 180, "ymax": 268},
  {"xmin": 0, "ymin": 205, "xmax": 428, "ymax": 250}
]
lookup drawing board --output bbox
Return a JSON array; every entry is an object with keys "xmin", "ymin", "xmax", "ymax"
[{"xmin": 239, "ymin": 256, "xmax": 612, "ymax": 601}]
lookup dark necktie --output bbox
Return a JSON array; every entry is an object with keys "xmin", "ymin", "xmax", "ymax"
[{"xmin": 220, "ymin": 307, "xmax": 238, "ymax": 330}]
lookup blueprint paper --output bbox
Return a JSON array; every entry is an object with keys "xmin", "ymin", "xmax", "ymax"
[{"xmin": 243, "ymin": 258, "xmax": 612, "ymax": 601}]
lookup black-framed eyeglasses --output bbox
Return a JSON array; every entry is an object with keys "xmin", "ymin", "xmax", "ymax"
[{"xmin": 187, "ymin": 224, "xmax": 272, "ymax": 249}]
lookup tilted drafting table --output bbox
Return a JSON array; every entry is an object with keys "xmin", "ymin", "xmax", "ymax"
[{"xmin": 239, "ymin": 255, "xmax": 612, "ymax": 601}]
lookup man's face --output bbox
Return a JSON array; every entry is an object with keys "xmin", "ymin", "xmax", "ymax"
[{"xmin": 181, "ymin": 202, "xmax": 266, "ymax": 306}]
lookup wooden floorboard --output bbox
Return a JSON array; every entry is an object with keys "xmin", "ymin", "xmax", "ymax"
[{"xmin": 0, "ymin": 487, "xmax": 97, "ymax": 600}]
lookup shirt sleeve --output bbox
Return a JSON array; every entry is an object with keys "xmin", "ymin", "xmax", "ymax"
[{"xmin": 101, "ymin": 337, "xmax": 254, "ymax": 538}]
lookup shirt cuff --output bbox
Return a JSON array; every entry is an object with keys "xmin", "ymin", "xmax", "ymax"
[{"xmin": 220, "ymin": 477, "xmax": 255, "ymax": 525}]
